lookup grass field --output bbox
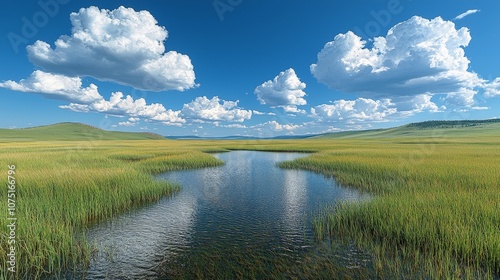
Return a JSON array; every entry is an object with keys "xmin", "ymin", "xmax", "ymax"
[
  {"xmin": 280, "ymin": 138, "xmax": 500, "ymax": 278},
  {"xmin": 1, "ymin": 121, "xmax": 499, "ymax": 278},
  {"xmin": 0, "ymin": 137, "xmax": 225, "ymax": 278},
  {"xmin": 0, "ymin": 122, "xmax": 165, "ymax": 142}
]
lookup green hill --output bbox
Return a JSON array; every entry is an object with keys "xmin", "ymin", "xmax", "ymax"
[
  {"xmin": 2, "ymin": 119, "xmax": 499, "ymax": 142},
  {"xmin": 314, "ymin": 119, "xmax": 500, "ymax": 139},
  {"xmin": 0, "ymin": 122, "xmax": 165, "ymax": 141}
]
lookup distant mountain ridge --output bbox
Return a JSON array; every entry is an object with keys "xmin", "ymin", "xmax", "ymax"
[
  {"xmin": 313, "ymin": 119, "xmax": 500, "ymax": 139},
  {"xmin": 1, "ymin": 119, "xmax": 498, "ymax": 141},
  {"xmin": 404, "ymin": 119, "xmax": 500, "ymax": 128},
  {"xmin": 0, "ymin": 122, "xmax": 165, "ymax": 141},
  {"xmin": 166, "ymin": 135, "xmax": 315, "ymax": 140}
]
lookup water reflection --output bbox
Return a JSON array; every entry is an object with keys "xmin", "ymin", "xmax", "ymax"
[
  {"xmin": 83, "ymin": 192, "xmax": 198, "ymax": 279},
  {"xmin": 80, "ymin": 151, "xmax": 370, "ymax": 279},
  {"xmin": 282, "ymin": 169, "xmax": 307, "ymax": 234}
]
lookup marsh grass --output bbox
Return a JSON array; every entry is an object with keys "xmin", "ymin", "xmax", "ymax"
[
  {"xmin": 1, "ymin": 135, "xmax": 499, "ymax": 278},
  {"xmin": 0, "ymin": 140, "xmax": 223, "ymax": 278},
  {"xmin": 280, "ymin": 139, "xmax": 500, "ymax": 279}
]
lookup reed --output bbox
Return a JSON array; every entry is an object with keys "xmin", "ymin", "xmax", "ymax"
[
  {"xmin": 0, "ymin": 140, "xmax": 223, "ymax": 278},
  {"xmin": 279, "ymin": 138, "xmax": 500, "ymax": 278},
  {"xmin": 1, "ymin": 133, "xmax": 499, "ymax": 278}
]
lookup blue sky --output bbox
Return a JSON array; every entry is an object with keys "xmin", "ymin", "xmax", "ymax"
[{"xmin": 1, "ymin": 0, "xmax": 499, "ymax": 137}]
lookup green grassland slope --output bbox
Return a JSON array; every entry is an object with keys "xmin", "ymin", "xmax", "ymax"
[
  {"xmin": 0, "ymin": 122, "xmax": 165, "ymax": 141},
  {"xmin": 314, "ymin": 119, "xmax": 500, "ymax": 139}
]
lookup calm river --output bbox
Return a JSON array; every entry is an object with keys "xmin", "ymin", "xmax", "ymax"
[{"xmin": 79, "ymin": 151, "xmax": 372, "ymax": 279}]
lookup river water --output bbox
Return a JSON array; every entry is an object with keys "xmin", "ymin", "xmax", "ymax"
[{"xmin": 79, "ymin": 151, "xmax": 372, "ymax": 279}]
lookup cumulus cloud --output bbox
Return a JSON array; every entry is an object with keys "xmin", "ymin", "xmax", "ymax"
[
  {"xmin": 118, "ymin": 117, "xmax": 140, "ymax": 127},
  {"xmin": 282, "ymin": 105, "xmax": 307, "ymax": 114},
  {"xmin": 445, "ymin": 88, "xmax": 476, "ymax": 107},
  {"xmin": 252, "ymin": 110, "xmax": 277, "ymax": 116},
  {"xmin": 0, "ymin": 70, "xmax": 101, "ymax": 103},
  {"xmin": 312, "ymin": 94, "xmax": 444, "ymax": 123},
  {"xmin": 484, "ymin": 78, "xmax": 500, "ymax": 97},
  {"xmin": 395, "ymin": 94, "xmax": 445, "ymax": 116},
  {"xmin": 254, "ymin": 68, "xmax": 307, "ymax": 110},
  {"xmin": 253, "ymin": 121, "xmax": 302, "ymax": 131},
  {"xmin": 27, "ymin": 6, "xmax": 196, "ymax": 91},
  {"xmin": 312, "ymin": 98, "xmax": 397, "ymax": 122},
  {"xmin": 317, "ymin": 126, "xmax": 341, "ymax": 134},
  {"xmin": 60, "ymin": 92, "xmax": 185, "ymax": 125},
  {"xmin": 453, "ymin": 9, "xmax": 480, "ymax": 20},
  {"xmin": 221, "ymin": 124, "xmax": 247, "ymax": 129},
  {"xmin": 181, "ymin": 96, "xmax": 252, "ymax": 122},
  {"xmin": 311, "ymin": 16, "xmax": 485, "ymax": 107}
]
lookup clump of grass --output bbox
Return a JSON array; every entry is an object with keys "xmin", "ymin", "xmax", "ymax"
[
  {"xmin": 282, "ymin": 140, "xmax": 500, "ymax": 278},
  {"xmin": 0, "ymin": 140, "xmax": 223, "ymax": 278}
]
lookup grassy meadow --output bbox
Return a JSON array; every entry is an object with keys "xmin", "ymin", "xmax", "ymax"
[
  {"xmin": 1, "ymin": 121, "xmax": 500, "ymax": 278},
  {"xmin": 0, "ymin": 138, "xmax": 224, "ymax": 278}
]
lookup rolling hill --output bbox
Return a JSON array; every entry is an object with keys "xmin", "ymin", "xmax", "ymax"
[
  {"xmin": 313, "ymin": 119, "xmax": 500, "ymax": 139},
  {"xmin": 1, "ymin": 119, "xmax": 499, "ymax": 142},
  {"xmin": 0, "ymin": 122, "xmax": 165, "ymax": 141}
]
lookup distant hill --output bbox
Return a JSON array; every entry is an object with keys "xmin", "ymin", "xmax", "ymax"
[
  {"xmin": 314, "ymin": 119, "xmax": 500, "ymax": 139},
  {"xmin": 166, "ymin": 135, "xmax": 315, "ymax": 140},
  {"xmin": 0, "ymin": 122, "xmax": 165, "ymax": 141},
  {"xmin": 2, "ymin": 119, "xmax": 498, "ymax": 142}
]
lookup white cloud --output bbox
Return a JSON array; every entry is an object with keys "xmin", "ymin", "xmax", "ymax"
[
  {"xmin": 181, "ymin": 96, "xmax": 252, "ymax": 122},
  {"xmin": 395, "ymin": 94, "xmax": 445, "ymax": 116},
  {"xmin": 253, "ymin": 110, "xmax": 277, "ymax": 116},
  {"xmin": 60, "ymin": 92, "xmax": 185, "ymax": 125},
  {"xmin": 118, "ymin": 117, "xmax": 140, "ymax": 126},
  {"xmin": 317, "ymin": 126, "xmax": 341, "ymax": 134},
  {"xmin": 27, "ymin": 6, "xmax": 196, "ymax": 92},
  {"xmin": 222, "ymin": 124, "xmax": 247, "ymax": 129},
  {"xmin": 118, "ymin": 121, "xmax": 136, "ymax": 127},
  {"xmin": 282, "ymin": 105, "xmax": 307, "ymax": 115},
  {"xmin": 484, "ymin": 78, "xmax": 500, "ymax": 97},
  {"xmin": 312, "ymin": 98, "xmax": 397, "ymax": 122},
  {"xmin": 312, "ymin": 94, "xmax": 444, "ymax": 123},
  {"xmin": 453, "ymin": 9, "xmax": 480, "ymax": 21},
  {"xmin": 311, "ymin": 16, "xmax": 485, "ymax": 108},
  {"xmin": 0, "ymin": 70, "xmax": 101, "ymax": 103},
  {"xmin": 445, "ymin": 88, "xmax": 476, "ymax": 107},
  {"xmin": 471, "ymin": 106, "xmax": 489, "ymax": 111},
  {"xmin": 253, "ymin": 121, "xmax": 302, "ymax": 131},
  {"xmin": 254, "ymin": 68, "xmax": 307, "ymax": 108}
]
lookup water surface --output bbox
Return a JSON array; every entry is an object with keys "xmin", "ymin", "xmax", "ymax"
[{"xmin": 82, "ymin": 151, "xmax": 371, "ymax": 278}]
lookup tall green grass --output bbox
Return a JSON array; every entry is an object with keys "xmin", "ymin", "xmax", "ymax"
[
  {"xmin": 280, "ymin": 139, "xmax": 500, "ymax": 278},
  {"xmin": 0, "ymin": 141, "xmax": 223, "ymax": 278},
  {"xmin": 1, "ymin": 134, "xmax": 499, "ymax": 278}
]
